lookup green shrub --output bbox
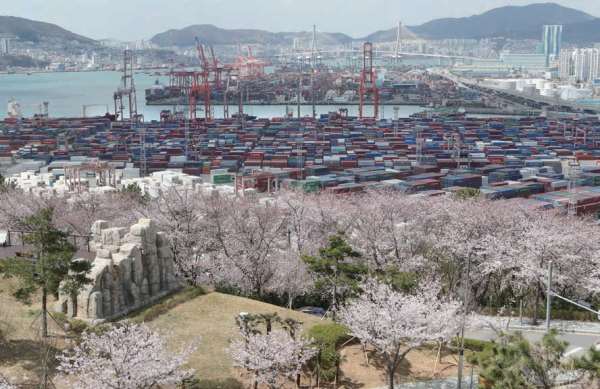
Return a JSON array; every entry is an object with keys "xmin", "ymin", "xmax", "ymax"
[
  {"xmin": 52, "ymin": 311, "xmax": 89, "ymax": 334},
  {"xmin": 68, "ymin": 319, "xmax": 89, "ymax": 334},
  {"xmin": 130, "ymin": 287, "xmax": 205, "ymax": 323},
  {"xmin": 0, "ymin": 319, "xmax": 15, "ymax": 345},
  {"xmin": 179, "ymin": 378, "xmax": 244, "ymax": 389},
  {"xmin": 53, "ymin": 311, "xmax": 69, "ymax": 326},
  {"xmin": 214, "ymin": 283, "xmax": 332, "ymax": 311},
  {"xmin": 308, "ymin": 323, "xmax": 353, "ymax": 380},
  {"xmin": 451, "ymin": 337, "xmax": 493, "ymax": 352}
]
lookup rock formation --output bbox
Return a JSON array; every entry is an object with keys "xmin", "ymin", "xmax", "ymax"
[{"xmin": 54, "ymin": 218, "xmax": 180, "ymax": 324}]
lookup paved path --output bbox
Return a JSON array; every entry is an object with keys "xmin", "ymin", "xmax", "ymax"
[
  {"xmin": 467, "ymin": 315, "xmax": 600, "ymax": 358},
  {"xmin": 466, "ymin": 328, "xmax": 598, "ymax": 358},
  {"xmin": 373, "ymin": 377, "xmax": 479, "ymax": 389}
]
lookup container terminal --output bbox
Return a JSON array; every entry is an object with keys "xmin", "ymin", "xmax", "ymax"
[
  {"xmin": 2, "ymin": 110, "xmax": 600, "ymax": 217},
  {"xmin": 3, "ymin": 42, "xmax": 600, "ymax": 217}
]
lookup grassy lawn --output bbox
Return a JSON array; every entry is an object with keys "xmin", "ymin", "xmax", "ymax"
[
  {"xmin": 148, "ymin": 291, "xmax": 327, "ymax": 380},
  {"xmin": 0, "ymin": 274, "xmax": 60, "ymax": 382}
]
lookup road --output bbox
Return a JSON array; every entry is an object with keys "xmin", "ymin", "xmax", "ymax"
[{"xmin": 466, "ymin": 328, "xmax": 598, "ymax": 358}]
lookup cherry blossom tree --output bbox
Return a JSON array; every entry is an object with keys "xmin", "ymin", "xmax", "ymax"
[
  {"xmin": 511, "ymin": 209, "xmax": 598, "ymax": 325},
  {"xmin": 339, "ymin": 279, "xmax": 462, "ymax": 389},
  {"xmin": 0, "ymin": 373, "xmax": 19, "ymax": 389},
  {"xmin": 217, "ymin": 198, "xmax": 288, "ymax": 295},
  {"xmin": 226, "ymin": 328, "xmax": 316, "ymax": 389},
  {"xmin": 349, "ymin": 190, "xmax": 447, "ymax": 272},
  {"xmin": 56, "ymin": 321, "xmax": 199, "ymax": 389},
  {"xmin": 132, "ymin": 185, "xmax": 217, "ymax": 286}
]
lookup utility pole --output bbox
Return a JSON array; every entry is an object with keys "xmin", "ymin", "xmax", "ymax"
[
  {"xmin": 457, "ymin": 255, "xmax": 471, "ymax": 389},
  {"xmin": 546, "ymin": 261, "xmax": 552, "ymax": 333},
  {"xmin": 297, "ymin": 75, "xmax": 302, "ymax": 118},
  {"xmin": 393, "ymin": 107, "xmax": 399, "ymax": 138},
  {"xmin": 311, "ymin": 74, "xmax": 316, "ymax": 119},
  {"xmin": 140, "ymin": 126, "xmax": 146, "ymax": 176}
]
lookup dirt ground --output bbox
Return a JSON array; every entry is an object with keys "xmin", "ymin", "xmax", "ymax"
[{"xmin": 331, "ymin": 343, "xmax": 476, "ymax": 389}]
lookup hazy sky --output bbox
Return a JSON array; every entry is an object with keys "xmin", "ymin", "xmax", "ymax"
[{"xmin": 4, "ymin": 0, "xmax": 600, "ymax": 41}]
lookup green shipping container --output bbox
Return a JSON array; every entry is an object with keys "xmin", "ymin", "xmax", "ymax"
[{"xmin": 211, "ymin": 174, "xmax": 232, "ymax": 184}]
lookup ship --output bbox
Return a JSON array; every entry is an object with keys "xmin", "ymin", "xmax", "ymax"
[
  {"xmin": 231, "ymin": 113, "xmax": 257, "ymax": 121},
  {"xmin": 6, "ymin": 97, "xmax": 118, "ymax": 122},
  {"xmin": 145, "ymin": 79, "xmax": 189, "ymax": 105}
]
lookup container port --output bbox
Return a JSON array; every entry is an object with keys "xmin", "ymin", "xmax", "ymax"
[{"xmin": 2, "ymin": 112, "xmax": 600, "ymax": 216}]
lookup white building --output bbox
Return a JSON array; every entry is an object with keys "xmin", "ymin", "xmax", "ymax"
[
  {"xmin": 559, "ymin": 48, "xmax": 600, "ymax": 82},
  {"xmin": 0, "ymin": 38, "xmax": 10, "ymax": 55},
  {"xmin": 558, "ymin": 49, "xmax": 573, "ymax": 80}
]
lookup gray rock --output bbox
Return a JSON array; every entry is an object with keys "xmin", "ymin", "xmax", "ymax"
[{"xmin": 55, "ymin": 218, "xmax": 180, "ymax": 325}]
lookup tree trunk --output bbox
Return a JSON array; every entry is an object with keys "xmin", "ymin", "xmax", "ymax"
[
  {"xmin": 42, "ymin": 288, "xmax": 48, "ymax": 339},
  {"xmin": 520, "ymin": 297, "xmax": 523, "ymax": 325},
  {"xmin": 296, "ymin": 371, "xmax": 301, "ymax": 389},
  {"xmin": 433, "ymin": 341, "xmax": 442, "ymax": 374},
  {"xmin": 532, "ymin": 287, "xmax": 540, "ymax": 326},
  {"xmin": 316, "ymin": 349, "xmax": 321, "ymax": 389},
  {"xmin": 334, "ymin": 363, "xmax": 339, "ymax": 389},
  {"xmin": 332, "ymin": 282, "xmax": 337, "ymax": 322},
  {"xmin": 267, "ymin": 323, "xmax": 271, "ymax": 334},
  {"xmin": 388, "ymin": 365, "xmax": 394, "ymax": 389}
]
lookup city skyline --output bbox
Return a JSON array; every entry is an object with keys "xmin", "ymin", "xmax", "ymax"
[{"xmin": 3, "ymin": 0, "xmax": 600, "ymax": 42}]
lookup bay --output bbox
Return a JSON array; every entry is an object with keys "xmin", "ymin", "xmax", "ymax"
[{"xmin": 0, "ymin": 71, "xmax": 426, "ymax": 121}]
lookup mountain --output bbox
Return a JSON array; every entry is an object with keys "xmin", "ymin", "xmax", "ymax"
[
  {"xmin": 362, "ymin": 26, "xmax": 418, "ymax": 43},
  {"xmin": 562, "ymin": 19, "xmax": 600, "ymax": 43},
  {"xmin": 0, "ymin": 16, "xmax": 96, "ymax": 44},
  {"xmin": 150, "ymin": 24, "xmax": 353, "ymax": 47},
  {"xmin": 363, "ymin": 3, "xmax": 597, "ymax": 42}
]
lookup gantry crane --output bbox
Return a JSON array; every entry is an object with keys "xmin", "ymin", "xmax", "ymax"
[
  {"xmin": 113, "ymin": 50, "xmax": 138, "ymax": 124},
  {"xmin": 359, "ymin": 42, "xmax": 380, "ymax": 119},
  {"xmin": 189, "ymin": 38, "xmax": 211, "ymax": 123}
]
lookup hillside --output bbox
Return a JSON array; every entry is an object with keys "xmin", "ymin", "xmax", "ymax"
[
  {"xmin": 0, "ymin": 16, "xmax": 96, "ymax": 44},
  {"xmin": 150, "ymin": 292, "xmax": 325, "ymax": 379},
  {"xmin": 150, "ymin": 24, "xmax": 353, "ymax": 47},
  {"xmin": 362, "ymin": 25, "xmax": 419, "ymax": 43},
  {"xmin": 0, "ymin": 54, "xmax": 49, "ymax": 69},
  {"xmin": 364, "ymin": 3, "xmax": 598, "ymax": 42},
  {"xmin": 148, "ymin": 292, "xmax": 471, "ymax": 385},
  {"xmin": 563, "ymin": 18, "xmax": 600, "ymax": 43}
]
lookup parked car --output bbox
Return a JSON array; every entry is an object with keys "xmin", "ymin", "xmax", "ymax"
[{"xmin": 296, "ymin": 306, "xmax": 326, "ymax": 317}]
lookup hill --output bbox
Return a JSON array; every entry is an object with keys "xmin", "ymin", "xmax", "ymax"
[
  {"xmin": 150, "ymin": 24, "xmax": 353, "ymax": 47},
  {"xmin": 149, "ymin": 291, "xmax": 325, "ymax": 379},
  {"xmin": 364, "ymin": 3, "xmax": 597, "ymax": 42},
  {"xmin": 0, "ymin": 16, "xmax": 96, "ymax": 44},
  {"xmin": 562, "ymin": 18, "xmax": 600, "ymax": 43},
  {"xmin": 147, "ymin": 291, "xmax": 470, "ymax": 385}
]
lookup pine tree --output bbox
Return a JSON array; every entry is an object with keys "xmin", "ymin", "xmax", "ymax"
[
  {"xmin": 3, "ymin": 207, "xmax": 92, "ymax": 338},
  {"xmin": 301, "ymin": 232, "xmax": 365, "ymax": 322},
  {"xmin": 474, "ymin": 329, "xmax": 568, "ymax": 389}
]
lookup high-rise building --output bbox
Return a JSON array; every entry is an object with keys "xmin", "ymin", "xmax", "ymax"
[
  {"xmin": 542, "ymin": 25, "xmax": 563, "ymax": 57},
  {"xmin": 561, "ymin": 48, "xmax": 600, "ymax": 82},
  {"xmin": 0, "ymin": 38, "xmax": 10, "ymax": 55},
  {"xmin": 558, "ymin": 49, "xmax": 574, "ymax": 80},
  {"xmin": 590, "ymin": 49, "xmax": 600, "ymax": 81},
  {"xmin": 574, "ymin": 49, "xmax": 590, "ymax": 82}
]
